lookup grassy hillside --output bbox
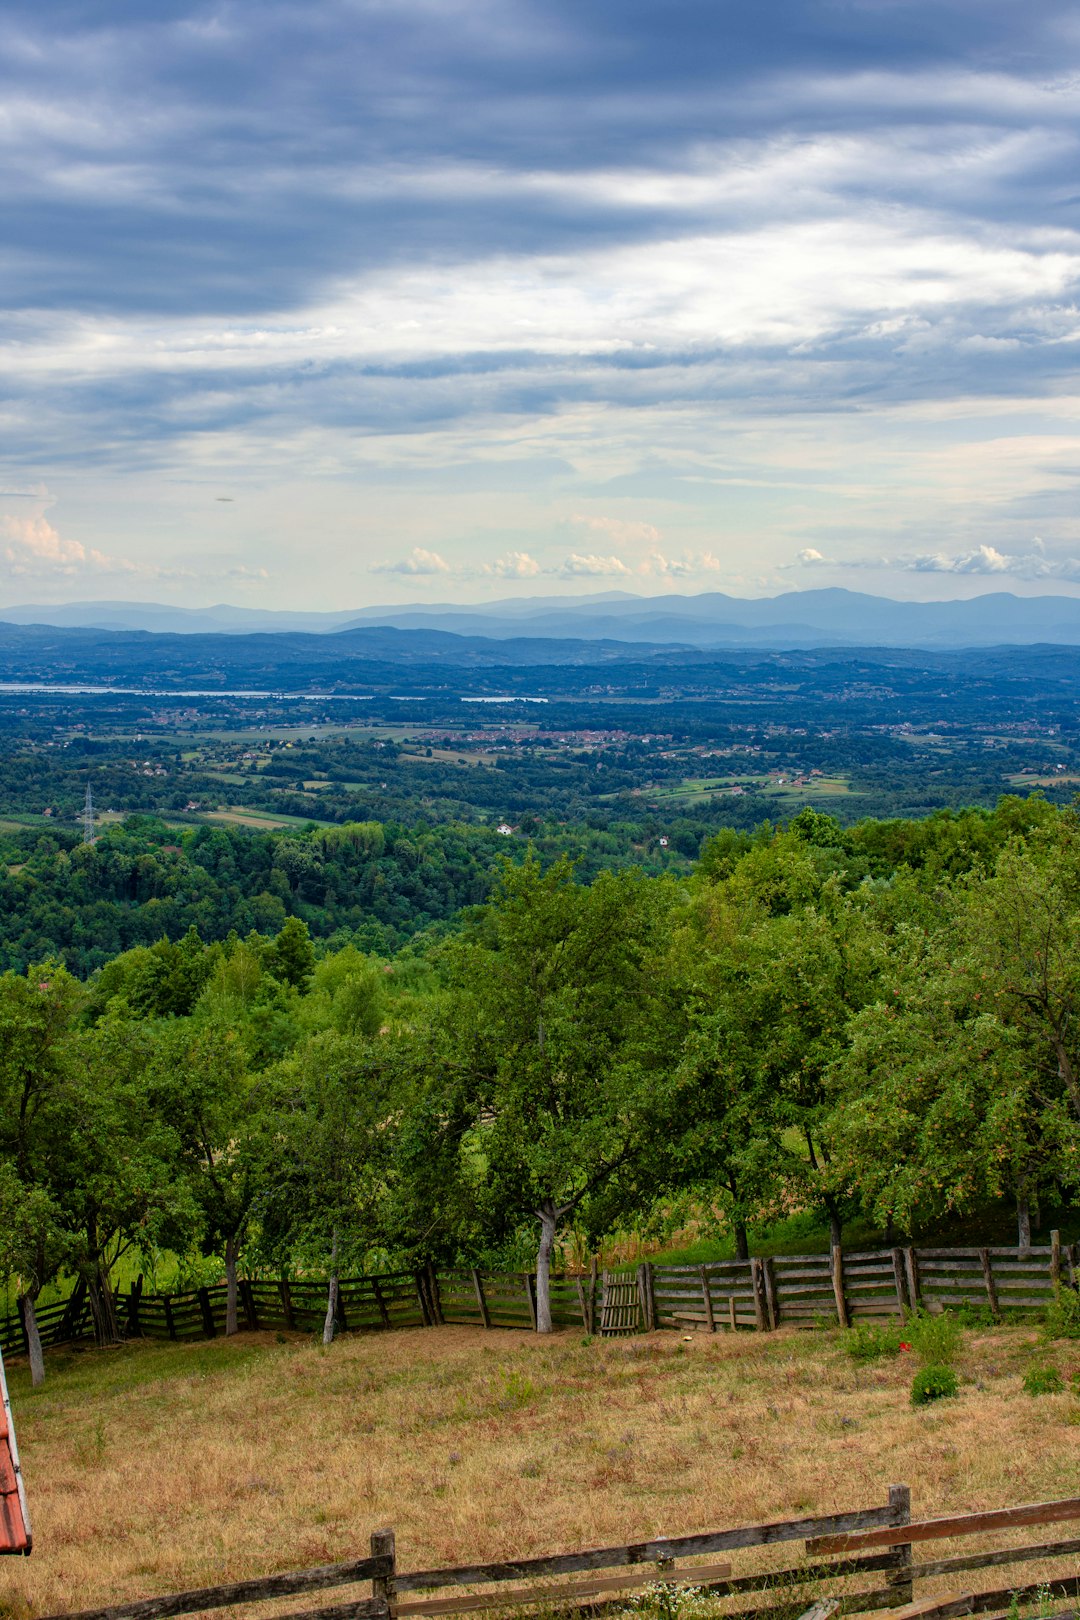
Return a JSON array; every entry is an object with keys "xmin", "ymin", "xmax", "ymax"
[{"xmin": 5, "ymin": 1321, "xmax": 1078, "ymax": 1617}]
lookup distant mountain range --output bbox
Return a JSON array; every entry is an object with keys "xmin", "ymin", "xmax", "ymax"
[{"xmin": 6, "ymin": 587, "xmax": 1080, "ymax": 648}]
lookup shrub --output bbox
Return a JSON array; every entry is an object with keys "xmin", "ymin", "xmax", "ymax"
[
  {"xmin": 1042, "ymin": 1287, "xmax": 1080, "ymax": 1341},
  {"xmin": 908, "ymin": 1308, "xmax": 962, "ymax": 1366},
  {"xmin": 844, "ymin": 1322, "xmax": 903, "ymax": 1363},
  {"xmin": 1023, "ymin": 1365, "xmax": 1064, "ymax": 1397},
  {"xmin": 911, "ymin": 1364, "xmax": 959, "ymax": 1406}
]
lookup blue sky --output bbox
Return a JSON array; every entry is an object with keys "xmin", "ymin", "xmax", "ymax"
[{"xmin": 3, "ymin": 0, "xmax": 1080, "ymax": 606}]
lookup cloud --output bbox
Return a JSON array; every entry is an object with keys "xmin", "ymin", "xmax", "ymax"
[
  {"xmin": 560, "ymin": 552, "xmax": 633, "ymax": 577},
  {"xmin": 225, "ymin": 564, "xmax": 270, "ymax": 582},
  {"xmin": 0, "ymin": 514, "xmax": 128, "ymax": 577},
  {"xmin": 787, "ymin": 537, "xmax": 1080, "ymax": 582},
  {"xmin": 641, "ymin": 550, "xmax": 723, "ymax": 576},
  {"xmin": 906, "ymin": 541, "xmax": 1080, "ymax": 580},
  {"xmin": 370, "ymin": 546, "xmax": 452, "ymax": 575},
  {"xmin": 568, "ymin": 515, "xmax": 661, "ymax": 546},
  {"xmin": 482, "ymin": 551, "xmax": 542, "ymax": 578}
]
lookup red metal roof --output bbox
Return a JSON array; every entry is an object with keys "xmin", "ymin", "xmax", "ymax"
[{"xmin": 0, "ymin": 1346, "xmax": 31, "ymax": 1555}]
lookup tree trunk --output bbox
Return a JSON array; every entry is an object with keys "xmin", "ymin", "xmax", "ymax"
[
  {"xmin": 828, "ymin": 1207, "xmax": 843, "ymax": 1252},
  {"xmin": 87, "ymin": 1263, "xmax": 121, "ymax": 1346},
  {"xmin": 322, "ymin": 1228, "xmax": 339, "ymax": 1346},
  {"xmin": 1017, "ymin": 1193, "xmax": 1032, "ymax": 1252},
  {"xmin": 535, "ymin": 1200, "xmax": 558, "ymax": 1334},
  {"xmin": 224, "ymin": 1233, "xmax": 241, "ymax": 1337},
  {"xmin": 734, "ymin": 1221, "xmax": 749, "ymax": 1262},
  {"xmin": 19, "ymin": 1293, "xmax": 45, "ymax": 1387}
]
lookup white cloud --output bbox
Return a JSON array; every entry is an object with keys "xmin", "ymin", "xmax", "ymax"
[
  {"xmin": 641, "ymin": 549, "xmax": 723, "ymax": 576},
  {"xmin": 225, "ymin": 564, "xmax": 270, "ymax": 582},
  {"xmin": 482, "ymin": 551, "xmax": 541, "ymax": 578},
  {"xmin": 787, "ymin": 536, "xmax": 1080, "ymax": 583},
  {"xmin": 907, "ymin": 542, "xmax": 1080, "ymax": 579},
  {"xmin": 560, "ymin": 552, "xmax": 633, "ymax": 577},
  {"xmin": 370, "ymin": 546, "xmax": 451, "ymax": 575},
  {"xmin": 568, "ymin": 514, "xmax": 661, "ymax": 546},
  {"xmin": 0, "ymin": 514, "xmax": 129, "ymax": 577}
]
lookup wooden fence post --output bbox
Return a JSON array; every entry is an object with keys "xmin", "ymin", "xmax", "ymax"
[
  {"xmin": 524, "ymin": 1272, "xmax": 538, "ymax": 1331},
  {"xmin": 278, "ymin": 1278, "xmax": 295, "ymax": 1330},
  {"xmin": 472, "ymin": 1269, "xmax": 492, "ymax": 1330},
  {"xmin": 904, "ymin": 1246, "xmax": 921, "ymax": 1311},
  {"xmin": 241, "ymin": 1279, "xmax": 258, "ymax": 1331},
  {"xmin": 164, "ymin": 1296, "xmax": 176, "ymax": 1341},
  {"xmin": 887, "ymin": 1482, "xmax": 913, "ymax": 1606},
  {"xmin": 728, "ymin": 1295, "xmax": 737, "ymax": 1332},
  {"xmin": 890, "ymin": 1249, "xmax": 907, "ymax": 1318},
  {"xmin": 371, "ymin": 1277, "xmax": 391, "ymax": 1329},
  {"xmin": 763, "ymin": 1258, "xmax": 780, "ymax": 1331},
  {"xmin": 424, "ymin": 1263, "xmax": 443, "ymax": 1325},
  {"xmin": 637, "ymin": 1263, "xmax": 655, "ymax": 1332},
  {"xmin": 979, "ymin": 1249, "xmax": 1001, "ymax": 1322},
  {"xmin": 126, "ymin": 1277, "xmax": 143, "ymax": 1338},
  {"xmin": 198, "ymin": 1287, "xmax": 216, "ymax": 1339},
  {"xmin": 750, "ymin": 1259, "xmax": 768, "ymax": 1331},
  {"xmin": 574, "ymin": 1275, "xmax": 589, "ymax": 1332},
  {"xmin": 831, "ymin": 1246, "xmax": 850, "ymax": 1329},
  {"xmin": 588, "ymin": 1255, "xmax": 598, "ymax": 1336},
  {"xmin": 414, "ymin": 1272, "xmax": 432, "ymax": 1326},
  {"xmin": 1051, "ymin": 1230, "xmax": 1062, "ymax": 1290},
  {"xmin": 699, "ymin": 1266, "xmax": 715, "ymax": 1333},
  {"xmin": 370, "ymin": 1527, "xmax": 396, "ymax": 1615}
]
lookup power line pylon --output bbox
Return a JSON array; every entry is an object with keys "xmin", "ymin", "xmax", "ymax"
[{"xmin": 82, "ymin": 782, "xmax": 96, "ymax": 845}]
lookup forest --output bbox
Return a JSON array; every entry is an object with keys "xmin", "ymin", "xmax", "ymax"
[{"xmin": 3, "ymin": 791, "xmax": 1079, "ymax": 1386}]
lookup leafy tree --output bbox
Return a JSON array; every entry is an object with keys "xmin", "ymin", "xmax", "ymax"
[
  {"xmin": 0, "ymin": 1164, "xmax": 73, "ymax": 1384},
  {"xmin": 145, "ymin": 1023, "xmax": 262, "ymax": 1334},
  {"xmin": 260, "ymin": 1031, "xmax": 402, "ymax": 1343},
  {"xmin": 0, "ymin": 961, "xmax": 83, "ymax": 1376},
  {"xmin": 443, "ymin": 858, "xmax": 679, "ymax": 1331}
]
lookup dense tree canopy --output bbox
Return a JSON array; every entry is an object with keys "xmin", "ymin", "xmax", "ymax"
[{"xmin": 1, "ymin": 793, "xmax": 1078, "ymax": 1373}]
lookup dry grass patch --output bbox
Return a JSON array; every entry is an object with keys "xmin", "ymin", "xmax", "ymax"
[{"xmin": 5, "ymin": 1322, "xmax": 1079, "ymax": 1618}]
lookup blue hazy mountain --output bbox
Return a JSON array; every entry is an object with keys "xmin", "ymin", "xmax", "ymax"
[{"xmin": 4, "ymin": 588, "xmax": 1080, "ymax": 646}]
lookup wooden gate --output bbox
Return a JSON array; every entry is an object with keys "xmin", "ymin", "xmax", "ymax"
[{"xmin": 599, "ymin": 1271, "xmax": 642, "ymax": 1336}]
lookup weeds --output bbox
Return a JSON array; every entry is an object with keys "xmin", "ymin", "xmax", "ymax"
[
  {"xmin": 1042, "ymin": 1287, "xmax": 1080, "ymax": 1341},
  {"xmin": 911, "ymin": 1364, "xmax": 959, "ymax": 1405},
  {"xmin": 844, "ymin": 1323, "xmax": 904, "ymax": 1363},
  {"xmin": 1023, "ymin": 1366, "xmax": 1064, "ymax": 1397},
  {"xmin": 906, "ymin": 1309, "xmax": 962, "ymax": 1366}
]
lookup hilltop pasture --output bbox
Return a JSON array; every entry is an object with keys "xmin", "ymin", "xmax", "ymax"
[{"xmin": 5, "ymin": 1320, "xmax": 1078, "ymax": 1618}]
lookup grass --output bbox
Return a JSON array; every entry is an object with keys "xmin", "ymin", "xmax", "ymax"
[
  {"xmin": 644, "ymin": 775, "xmax": 856, "ymax": 807},
  {"xmin": 6, "ymin": 1320, "xmax": 1080, "ymax": 1618}
]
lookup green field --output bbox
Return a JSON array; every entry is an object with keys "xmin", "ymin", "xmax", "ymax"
[{"xmin": 645, "ymin": 773, "xmax": 856, "ymax": 806}]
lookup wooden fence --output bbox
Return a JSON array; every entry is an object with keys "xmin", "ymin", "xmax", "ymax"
[
  {"xmin": 3, "ymin": 1236, "xmax": 1077, "ymax": 1358},
  {"xmin": 39, "ymin": 1487, "xmax": 1080, "ymax": 1620}
]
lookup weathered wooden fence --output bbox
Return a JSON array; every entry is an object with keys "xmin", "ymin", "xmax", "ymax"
[
  {"xmin": 38, "ymin": 1488, "xmax": 1080, "ymax": 1620},
  {"xmin": 3, "ymin": 1236, "xmax": 1077, "ymax": 1357}
]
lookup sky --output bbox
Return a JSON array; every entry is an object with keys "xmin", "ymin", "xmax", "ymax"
[{"xmin": 4, "ymin": 0, "xmax": 1080, "ymax": 608}]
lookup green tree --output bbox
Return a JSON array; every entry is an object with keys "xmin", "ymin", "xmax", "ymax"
[
  {"xmin": 443, "ymin": 858, "xmax": 678, "ymax": 1331},
  {"xmin": 261, "ymin": 1031, "xmax": 401, "ymax": 1343}
]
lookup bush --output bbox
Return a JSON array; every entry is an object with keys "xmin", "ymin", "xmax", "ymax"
[
  {"xmin": 845, "ymin": 1322, "xmax": 904, "ymax": 1363},
  {"xmin": 911, "ymin": 1364, "xmax": 959, "ymax": 1406},
  {"xmin": 1023, "ymin": 1365, "xmax": 1064, "ymax": 1397},
  {"xmin": 1042, "ymin": 1287, "xmax": 1080, "ymax": 1341},
  {"xmin": 907, "ymin": 1308, "xmax": 962, "ymax": 1366}
]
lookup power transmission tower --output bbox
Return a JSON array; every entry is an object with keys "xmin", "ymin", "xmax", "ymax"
[{"xmin": 82, "ymin": 782, "xmax": 96, "ymax": 845}]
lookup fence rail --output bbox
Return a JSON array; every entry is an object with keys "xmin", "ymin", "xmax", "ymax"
[
  {"xmin": 39, "ymin": 1487, "xmax": 1080, "ymax": 1620},
  {"xmin": 3, "ymin": 1236, "xmax": 1077, "ymax": 1358}
]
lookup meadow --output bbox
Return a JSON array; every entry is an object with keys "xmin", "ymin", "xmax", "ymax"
[{"xmin": 5, "ymin": 1319, "xmax": 1079, "ymax": 1619}]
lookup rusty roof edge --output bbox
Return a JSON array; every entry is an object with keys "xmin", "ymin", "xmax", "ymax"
[{"xmin": 0, "ymin": 1342, "xmax": 31, "ymax": 1555}]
